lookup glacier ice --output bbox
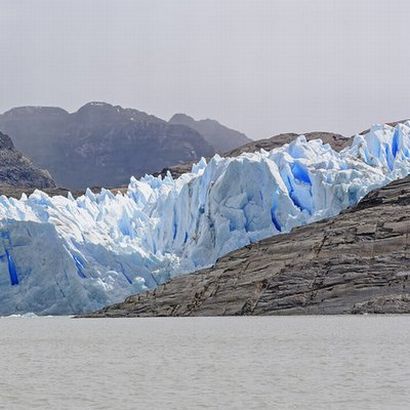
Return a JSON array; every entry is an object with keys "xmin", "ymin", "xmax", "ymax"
[{"xmin": 1, "ymin": 122, "xmax": 410, "ymax": 315}]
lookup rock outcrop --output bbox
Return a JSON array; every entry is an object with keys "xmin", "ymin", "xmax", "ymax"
[
  {"xmin": 0, "ymin": 131, "xmax": 55, "ymax": 190},
  {"xmin": 86, "ymin": 176, "xmax": 410, "ymax": 317}
]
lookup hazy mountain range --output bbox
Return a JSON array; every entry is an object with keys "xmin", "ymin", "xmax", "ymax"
[
  {"xmin": 0, "ymin": 102, "xmax": 250, "ymax": 189},
  {"xmin": 169, "ymin": 113, "xmax": 250, "ymax": 153}
]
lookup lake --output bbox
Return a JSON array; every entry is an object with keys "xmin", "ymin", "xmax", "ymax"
[{"xmin": 0, "ymin": 316, "xmax": 409, "ymax": 409}]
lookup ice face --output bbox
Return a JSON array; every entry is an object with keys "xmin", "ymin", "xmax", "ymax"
[{"xmin": 1, "ymin": 122, "xmax": 410, "ymax": 315}]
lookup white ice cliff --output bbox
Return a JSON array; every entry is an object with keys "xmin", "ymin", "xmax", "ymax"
[{"xmin": 1, "ymin": 122, "xmax": 410, "ymax": 315}]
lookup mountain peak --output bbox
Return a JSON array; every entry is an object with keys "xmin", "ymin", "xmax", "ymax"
[
  {"xmin": 0, "ymin": 131, "xmax": 15, "ymax": 150},
  {"xmin": 2, "ymin": 106, "xmax": 69, "ymax": 118},
  {"xmin": 169, "ymin": 113, "xmax": 251, "ymax": 153},
  {"xmin": 77, "ymin": 101, "xmax": 116, "ymax": 113},
  {"xmin": 75, "ymin": 102, "xmax": 165, "ymax": 125},
  {"xmin": 169, "ymin": 113, "xmax": 195, "ymax": 123},
  {"xmin": 0, "ymin": 131, "xmax": 56, "ymax": 188},
  {"xmin": 79, "ymin": 101, "xmax": 115, "ymax": 109}
]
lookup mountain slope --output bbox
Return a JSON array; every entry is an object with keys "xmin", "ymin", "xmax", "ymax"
[
  {"xmin": 169, "ymin": 113, "xmax": 251, "ymax": 152},
  {"xmin": 88, "ymin": 175, "xmax": 410, "ymax": 317},
  {"xmin": 0, "ymin": 103, "xmax": 215, "ymax": 189},
  {"xmin": 0, "ymin": 131, "xmax": 55, "ymax": 189}
]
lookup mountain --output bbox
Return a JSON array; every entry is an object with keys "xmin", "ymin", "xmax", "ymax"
[
  {"xmin": 157, "ymin": 131, "xmax": 351, "ymax": 179},
  {"xmin": 89, "ymin": 175, "xmax": 410, "ymax": 317},
  {"xmin": 0, "ymin": 121, "xmax": 409, "ymax": 315},
  {"xmin": 0, "ymin": 131, "xmax": 55, "ymax": 189},
  {"xmin": 169, "ymin": 113, "xmax": 251, "ymax": 153},
  {"xmin": 0, "ymin": 102, "xmax": 215, "ymax": 189}
]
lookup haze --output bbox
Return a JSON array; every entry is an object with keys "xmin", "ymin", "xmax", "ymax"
[{"xmin": 1, "ymin": 0, "xmax": 410, "ymax": 139}]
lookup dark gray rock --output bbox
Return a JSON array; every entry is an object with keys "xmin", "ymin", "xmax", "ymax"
[
  {"xmin": 169, "ymin": 113, "xmax": 251, "ymax": 153},
  {"xmin": 85, "ymin": 176, "xmax": 410, "ymax": 317},
  {"xmin": 0, "ymin": 131, "xmax": 55, "ymax": 189}
]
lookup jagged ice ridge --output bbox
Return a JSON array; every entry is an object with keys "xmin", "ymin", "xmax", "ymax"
[{"xmin": 1, "ymin": 122, "xmax": 410, "ymax": 314}]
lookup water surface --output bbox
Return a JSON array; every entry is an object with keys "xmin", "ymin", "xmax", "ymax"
[{"xmin": 1, "ymin": 316, "xmax": 409, "ymax": 409}]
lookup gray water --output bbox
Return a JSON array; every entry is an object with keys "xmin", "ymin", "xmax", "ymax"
[{"xmin": 0, "ymin": 316, "xmax": 409, "ymax": 410}]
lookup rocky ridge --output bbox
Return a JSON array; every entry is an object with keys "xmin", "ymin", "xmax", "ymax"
[
  {"xmin": 0, "ymin": 131, "xmax": 55, "ymax": 190},
  {"xmin": 169, "ymin": 113, "xmax": 251, "ymax": 153}
]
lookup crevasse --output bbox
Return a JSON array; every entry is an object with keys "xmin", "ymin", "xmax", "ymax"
[{"xmin": 1, "ymin": 122, "xmax": 410, "ymax": 315}]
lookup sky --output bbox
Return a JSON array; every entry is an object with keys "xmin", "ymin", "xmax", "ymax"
[{"xmin": 1, "ymin": 0, "xmax": 410, "ymax": 139}]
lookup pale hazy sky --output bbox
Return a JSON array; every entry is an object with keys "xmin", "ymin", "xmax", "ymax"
[{"xmin": 1, "ymin": 0, "xmax": 410, "ymax": 138}]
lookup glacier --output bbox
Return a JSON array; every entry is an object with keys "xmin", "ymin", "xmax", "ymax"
[{"xmin": 1, "ymin": 122, "xmax": 410, "ymax": 315}]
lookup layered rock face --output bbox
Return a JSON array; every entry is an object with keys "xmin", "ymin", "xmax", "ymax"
[
  {"xmin": 0, "ymin": 131, "xmax": 55, "ymax": 189},
  {"xmin": 89, "ymin": 176, "xmax": 410, "ymax": 317}
]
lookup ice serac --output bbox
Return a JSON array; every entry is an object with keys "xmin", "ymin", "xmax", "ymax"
[{"xmin": 1, "ymin": 122, "xmax": 410, "ymax": 315}]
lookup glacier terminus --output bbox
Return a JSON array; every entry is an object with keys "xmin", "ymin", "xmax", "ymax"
[{"xmin": 1, "ymin": 122, "xmax": 410, "ymax": 315}]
